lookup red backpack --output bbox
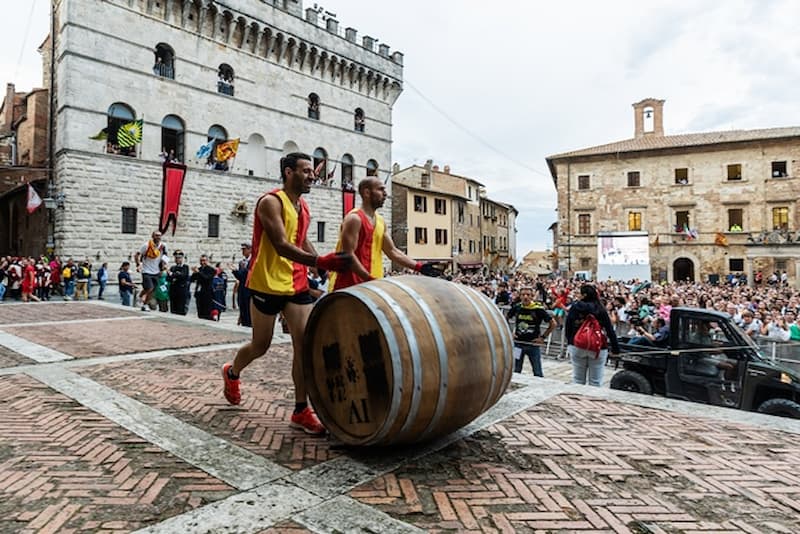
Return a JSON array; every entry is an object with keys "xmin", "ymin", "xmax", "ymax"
[{"xmin": 573, "ymin": 313, "xmax": 607, "ymax": 357}]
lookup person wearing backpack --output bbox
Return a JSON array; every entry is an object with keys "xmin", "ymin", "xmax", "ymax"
[{"xmin": 565, "ymin": 284, "xmax": 620, "ymax": 386}]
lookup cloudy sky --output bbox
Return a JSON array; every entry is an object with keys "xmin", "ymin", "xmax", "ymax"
[{"xmin": 5, "ymin": 0, "xmax": 800, "ymax": 257}]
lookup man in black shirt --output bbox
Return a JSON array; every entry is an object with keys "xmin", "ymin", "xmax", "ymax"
[{"xmin": 507, "ymin": 286, "xmax": 556, "ymax": 377}]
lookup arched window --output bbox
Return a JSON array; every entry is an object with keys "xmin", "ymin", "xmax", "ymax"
[
  {"xmin": 282, "ymin": 140, "xmax": 299, "ymax": 155},
  {"xmin": 366, "ymin": 158, "xmax": 379, "ymax": 177},
  {"xmin": 341, "ymin": 153, "xmax": 354, "ymax": 191},
  {"xmin": 354, "ymin": 108, "xmax": 365, "ymax": 132},
  {"xmin": 106, "ymin": 102, "xmax": 136, "ymax": 157},
  {"xmin": 217, "ymin": 64, "xmax": 234, "ymax": 96},
  {"xmin": 244, "ymin": 133, "xmax": 266, "ymax": 177},
  {"xmin": 153, "ymin": 43, "xmax": 175, "ymax": 79},
  {"xmin": 207, "ymin": 125, "xmax": 228, "ymax": 171},
  {"xmin": 313, "ymin": 147, "xmax": 327, "ymax": 183},
  {"xmin": 160, "ymin": 115, "xmax": 184, "ymax": 163},
  {"xmin": 308, "ymin": 93, "xmax": 320, "ymax": 120}
]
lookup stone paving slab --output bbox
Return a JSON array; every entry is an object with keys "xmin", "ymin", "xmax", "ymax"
[
  {"xmin": 0, "ymin": 345, "xmax": 33, "ymax": 368},
  {"xmin": 3, "ymin": 317, "xmax": 249, "ymax": 358},
  {"xmin": 78, "ymin": 348, "xmax": 344, "ymax": 470},
  {"xmin": 258, "ymin": 520, "xmax": 312, "ymax": 533},
  {"xmin": 349, "ymin": 393, "xmax": 800, "ymax": 533},
  {"xmin": 0, "ymin": 301, "xmax": 140, "ymax": 324},
  {"xmin": 0, "ymin": 373, "xmax": 236, "ymax": 532}
]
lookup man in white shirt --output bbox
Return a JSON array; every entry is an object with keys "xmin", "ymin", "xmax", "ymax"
[{"xmin": 134, "ymin": 231, "xmax": 168, "ymax": 311}]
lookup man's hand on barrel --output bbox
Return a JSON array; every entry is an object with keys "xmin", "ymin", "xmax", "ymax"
[
  {"xmin": 316, "ymin": 251, "xmax": 353, "ymax": 273},
  {"xmin": 415, "ymin": 261, "xmax": 445, "ymax": 277}
]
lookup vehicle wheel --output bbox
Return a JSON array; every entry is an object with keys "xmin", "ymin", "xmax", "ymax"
[
  {"xmin": 610, "ymin": 370, "xmax": 653, "ymax": 395},
  {"xmin": 757, "ymin": 398, "xmax": 800, "ymax": 419}
]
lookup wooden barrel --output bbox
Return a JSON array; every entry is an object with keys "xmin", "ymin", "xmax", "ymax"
[{"xmin": 302, "ymin": 275, "xmax": 513, "ymax": 446}]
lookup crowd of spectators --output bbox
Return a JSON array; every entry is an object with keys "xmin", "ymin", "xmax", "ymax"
[
  {"xmin": 440, "ymin": 270, "xmax": 800, "ymax": 346},
  {"xmin": 3, "ymin": 253, "xmax": 800, "ymax": 348}
]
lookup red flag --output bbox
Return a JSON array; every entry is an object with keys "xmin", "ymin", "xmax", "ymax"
[
  {"xmin": 27, "ymin": 184, "xmax": 43, "ymax": 214},
  {"xmin": 160, "ymin": 162, "xmax": 187, "ymax": 235}
]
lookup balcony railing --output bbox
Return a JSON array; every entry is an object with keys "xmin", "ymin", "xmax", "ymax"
[
  {"xmin": 153, "ymin": 63, "xmax": 174, "ymax": 79},
  {"xmin": 217, "ymin": 81, "xmax": 234, "ymax": 96}
]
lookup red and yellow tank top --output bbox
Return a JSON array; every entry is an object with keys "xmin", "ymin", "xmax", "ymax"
[
  {"xmin": 329, "ymin": 209, "xmax": 385, "ymax": 291},
  {"xmin": 246, "ymin": 189, "xmax": 310, "ymax": 295}
]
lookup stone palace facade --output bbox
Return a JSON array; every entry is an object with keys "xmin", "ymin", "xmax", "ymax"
[{"xmin": 48, "ymin": 0, "xmax": 403, "ymax": 264}]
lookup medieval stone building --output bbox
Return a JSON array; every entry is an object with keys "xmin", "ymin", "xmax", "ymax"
[
  {"xmin": 43, "ymin": 0, "xmax": 402, "ymax": 263},
  {"xmin": 547, "ymin": 98, "xmax": 800, "ymax": 285}
]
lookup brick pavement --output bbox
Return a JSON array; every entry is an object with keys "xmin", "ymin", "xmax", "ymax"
[
  {"xmin": 0, "ymin": 300, "xmax": 799, "ymax": 533},
  {"xmin": 350, "ymin": 394, "xmax": 800, "ymax": 533},
  {"xmin": 78, "ymin": 348, "xmax": 344, "ymax": 470},
  {"xmin": 0, "ymin": 373, "xmax": 236, "ymax": 532},
  {"xmin": 4, "ymin": 317, "xmax": 248, "ymax": 358},
  {"xmin": 0, "ymin": 301, "xmax": 139, "ymax": 325}
]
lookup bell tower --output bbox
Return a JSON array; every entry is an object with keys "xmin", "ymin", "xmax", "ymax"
[{"xmin": 633, "ymin": 98, "xmax": 665, "ymax": 138}]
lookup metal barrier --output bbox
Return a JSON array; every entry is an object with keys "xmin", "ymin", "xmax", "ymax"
[{"xmin": 755, "ymin": 338, "xmax": 800, "ymax": 372}]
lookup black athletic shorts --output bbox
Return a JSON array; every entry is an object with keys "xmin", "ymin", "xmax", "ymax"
[
  {"xmin": 141, "ymin": 273, "xmax": 159, "ymax": 290},
  {"xmin": 250, "ymin": 290, "xmax": 313, "ymax": 316}
]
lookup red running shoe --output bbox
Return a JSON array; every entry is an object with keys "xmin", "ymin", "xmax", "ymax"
[
  {"xmin": 290, "ymin": 407, "xmax": 326, "ymax": 435},
  {"xmin": 222, "ymin": 363, "xmax": 240, "ymax": 405}
]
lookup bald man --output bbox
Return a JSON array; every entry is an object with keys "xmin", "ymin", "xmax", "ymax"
[{"xmin": 329, "ymin": 177, "xmax": 442, "ymax": 291}]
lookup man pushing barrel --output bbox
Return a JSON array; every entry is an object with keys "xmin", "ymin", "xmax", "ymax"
[
  {"xmin": 329, "ymin": 176, "xmax": 442, "ymax": 291},
  {"xmin": 221, "ymin": 152, "xmax": 353, "ymax": 435}
]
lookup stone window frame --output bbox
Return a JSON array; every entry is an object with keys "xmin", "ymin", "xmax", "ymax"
[
  {"xmin": 434, "ymin": 198, "xmax": 447, "ymax": 215},
  {"xmin": 366, "ymin": 159, "xmax": 379, "ymax": 177},
  {"xmin": 674, "ymin": 168, "xmax": 689, "ymax": 185},
  {"xmin": 414, "ymin": 227, "xmax": 428, "ymax": 245},
  {"xmin": 153, "ymin": 43, "xmax": 175, "ymax": 79},
  {"xmin": 577, "ymin": 213, "xmax": 591, "ymax": 235},
  {"xmin": 316, "ymin": 221, "xmax": 325, "ymax": 243},
  {"xmin": 206, "ymin": 124, "xmax": 229, "ymax": 171},
  {"xmin": 729, "ymin": 258, "xmax": 744, "ymax": 272},
  {"xmin": 772, "ymin": 206, "xmax": 789, "ymax": 230},
  {"xmin": 313, "ymin": 147, "xmax": 328, "ymax": 183},
  {"xmin": 354, "ymin": 108, "xmax": 365, "ymax": 132},
  {"xmin": 727, "ymin": 208, "xmax": 744, "ymax": 231},
  {"xmin": 308, "ymin": 93, "xmax": 320, "ymax": 119},
  {"xmin": 626, "ymin": 171, "xmax": 641, "ymax": 188},
  {"xmin": 121, "ymin": 207, "xmax": 137, "ymax": 234},
  {"xmin": 160, "ymin": 114, "xmax": 185, "ymax": 163},
  {"xmin": 106, "ymin": 103, "xmax": 137, "ymax": 158},
  {"xmin": 674, "ymin": 210, "xmax": 691, "ymax": 232},
  {"xmin": 217, "ymin": 64, "xmax": 235, "ymax": 96},
  {"xmin": 628, "ymin": 211, "xmax": 642, "ymax": 231},
  {"xmin": 340, "ymin": 153, "xmax": 354, "ymax": 191},
  {"xmin": 771, "ymin": 160, "xmax": 788, "ymax": 178},
  {"xmin": 414, "ymin": 195, "xmax": 427, "ymax": 213},
  {"xmin": 577, "ymin": 174, "xmax": 590, "ymax": 190},
  {"xmin": 726, "ymin": 163, "xmax": 742, "ymax": 181},
  {"xmin": 208, "ymin": 214, "xmax": 220, "ymax": 238}
]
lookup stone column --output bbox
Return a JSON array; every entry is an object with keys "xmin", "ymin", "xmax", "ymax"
[{"xmin": 745, "ymin": 257, "xmax": 754, "ymax": 288}]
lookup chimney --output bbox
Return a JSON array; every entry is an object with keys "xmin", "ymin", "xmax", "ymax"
[
  {"xmin": 444, "ymin": 165, "xmax": 450, "ymax": 174},
  {"xmin": 432, "ymin": 165, "xmax": 439, "ymax": 171},
  {"xmin": 632, "ymin": 98, "xmax": 665, "ymax": 138},
  {"xmin": 3, "ymin": 83, "xmax": 15, "ymax": 130},
  {"xmin": 422, "ymin": 159, "xmax": 433, "ymax": 188}
]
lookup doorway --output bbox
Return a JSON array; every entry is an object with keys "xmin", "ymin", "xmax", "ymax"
[{"xmin": 673, "ymin": 257, "xmax": 695, "ymax": 282}]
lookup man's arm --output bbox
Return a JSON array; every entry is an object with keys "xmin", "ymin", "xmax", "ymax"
[
  {"xmin": 541, "ymin": 315, "xmax": 556, "ymax": 340},
  {"xmin": 382, "ymin": 232, "xmax": 418, "ymax": 271},
  {"xmin": 339, "ymin": 214, "xmax": 372, "ymax": 281}
]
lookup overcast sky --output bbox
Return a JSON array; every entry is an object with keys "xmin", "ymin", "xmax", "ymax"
[{"xmin": 5, "ymin": 0, "xmax": 800, "ymax": 257}]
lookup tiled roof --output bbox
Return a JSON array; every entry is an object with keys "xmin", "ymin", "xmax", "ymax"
[{"xmin": 547, "ymin": 126, "xmax": 800, "ymax": 160}]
